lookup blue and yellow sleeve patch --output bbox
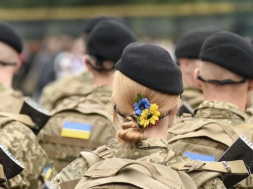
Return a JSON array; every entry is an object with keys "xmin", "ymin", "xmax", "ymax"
[
  {"xmin": 61, "ymin": 122, "xmax": 92, "ymax": 140},
  {"xmin": 43, "ymin": 165, "xmax": 52, "ymax": 180},
  {"xmin": 184, "ymin": 152, "xmax": 215, "ymax": 162}
]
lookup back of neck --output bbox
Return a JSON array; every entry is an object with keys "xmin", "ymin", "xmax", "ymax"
[{"xmin": 93, "ymin": 71, "xmax": 114, "ymax": 86}]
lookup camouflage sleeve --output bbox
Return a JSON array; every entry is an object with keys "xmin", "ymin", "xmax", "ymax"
[
  {"xmin": 199, "ymin": 177, "xmax": 226, "ymax": 189},
  {"xmin": 51, "ymin": 157, "xmax": 89, "ymax": 187},
  {"xmin": 0, "ymin": 121, "xmax": 50, "ymax": 189}
]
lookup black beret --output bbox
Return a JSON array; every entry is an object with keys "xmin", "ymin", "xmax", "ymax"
[
  {"xmin": 83, "ymin": 16, "xmax": 129, "ymax": 35},
  {"xmin": 200, "ymin": 31, "xmax": 253, "ymax": 79},
  {"xmin": 87, "ymin": 20, "xmax": 137, "ymax": 62},
  {"xmin": 175, "ymin": 28, "xmax": 218, "ymax": 59},
  {"xmin": 116, "ymin": 42, "xmax": 183, "ymax": 95},
  {"xmin": 0, "ymin": 22, "xmax": 23, "ymax": 53}
]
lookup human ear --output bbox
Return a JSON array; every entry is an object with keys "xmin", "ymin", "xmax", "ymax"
[
  {"xmin": 83, "ymin": 55, "xmax": 92, "ymax": 71},
  {"xmin": 193, "ymin": 68, "xmax": 202, "ymax": 90}
]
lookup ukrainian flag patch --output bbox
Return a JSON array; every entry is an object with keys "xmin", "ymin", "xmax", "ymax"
[
  {"xmin": 43, "ymin": 165, "xmax": 52, "ymax": 180},
  {"xmin": 61, "ymin": 122, "xmax": 92, "ymax": 140},
  {"xmin": 184, "ymin": 152, "xmax": 215, "ymax": 162}
]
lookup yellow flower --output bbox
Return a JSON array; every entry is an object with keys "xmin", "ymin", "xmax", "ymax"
[{"xmin": 139, "ymin": 104, "xmax": 160, "ymax": 128}]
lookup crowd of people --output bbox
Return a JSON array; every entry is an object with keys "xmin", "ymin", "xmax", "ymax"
[{"xmin": 0, "ymin": 15, "xmax": 252, "ymax": 189}]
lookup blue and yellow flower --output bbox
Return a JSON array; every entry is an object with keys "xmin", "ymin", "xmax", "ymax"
[
  {"xmin": 134, "ymin": 98, "xmax": 150, "ymax": 116},
  {"xmin": 139, "ymin": 104, "xmax": 160, "ymax": 127},
  {"xmin": 134, "ymin": 94, "xmax": 160, "ymax": 128}
]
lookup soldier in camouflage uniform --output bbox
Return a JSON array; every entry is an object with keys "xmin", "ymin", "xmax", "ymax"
[
  {"xmin": 168, "ymin": 32, "xmax": 253, "ymax": 188},
  {"xmin": 175, "ymin": 28, "xmax": 218, "ymax": 110},
  {"xmin": 0, "ymin": 22, "xmax": 51, "ymax": 188},
  {"xmin": 0, "ymin": 113, "xmax": 50, "ymax": 189},
  {"xmin": 39, "ymin": 69, "xmax": 94, "ymax": 111},
  {"xmin": 39, "ymin": 17, "xmax": 129, "ymax": 111},
  {"xmin": 39, "ymin": 20, "xmax": 137, "ymax": 172},
  {"xmin": 0, "ymin": 22, "xmax": 25, "ymax": 113},
  {"xmin": 51, "ymin": 43, "xmax": 226, "ymax": 189}
]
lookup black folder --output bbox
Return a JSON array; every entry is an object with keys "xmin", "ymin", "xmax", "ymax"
[
  {"xmin": 218, "ymin": 135, "xmax": 253, "ymax": 188},
  {"xmin": 0, "ymin": 144, "xmax": 24, "ymax": 184}
]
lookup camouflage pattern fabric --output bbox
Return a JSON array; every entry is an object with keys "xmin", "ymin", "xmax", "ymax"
[
  {"xmin": 168, "ymin": 100, "xmax": 253, "ymax": 189},
  {"xmin": 181, "ymin": 83, "xmax": 204, "ymax": 110},
  {"xmin": 194, "ymin": 100, "xmax": 247, "ymax": 125},
  {"xmin": 51, "ymin": 138, "xmax": 225, "ymax": 189},
  {"xmin": 0, "ymin": 84, "xmax": 24, "ymax": 114},
  {"xmin": 39, "ymin": 71, "xmax": 93, "ymax": 111},
  {"xmin": 39, "ymin": 71, "xmax": 113, "ymax": 172},
  {"xmin": 246, "ymin": 93, "xmax": 253, "ymax": 123},
  {"xmin": 246, "ymin": 108, "xmax": 253, "ymax": 123},
  {"xmin": 169, "ymin": 100, "xmax": 248, "ymax": 157},
  {"xmin": 0, "ymin": 119, "xmax": 50, "ymax": 189}
]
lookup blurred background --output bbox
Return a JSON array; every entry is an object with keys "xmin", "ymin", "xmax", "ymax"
[{"xmin": 4, "ymin": 0, "xmax": 253, "ymax": 100}]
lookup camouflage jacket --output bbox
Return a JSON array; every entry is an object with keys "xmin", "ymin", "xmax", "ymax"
[
  {"xmin": 246, "ymin": 105, "xmax": 253, "ymax": 121},
  {"xmin": 0, "ymin": 84, "xmax": 24, "ymax": 114},
  {"xmin": 168, "ymin": 100, "xmax": 248, "ymax": 156},
  {"xmin": 181, "ymin": 83, "xmax": 204, "ymax": 110},
  {"xmin": 38, "ymin": 70, "xmax": 113, "ymax": 172},
  {"xmin": 168, "ymin": 100, "xmax": 253, "ymax": 188},
  {"xmin": 51, "ymin": 138, "xmax": 225, "ymax": 189},
  {"xmin": 246, "ymin": 92, "xmax": 253, "ymax": 123},
  {"xmin": 194, "ymin": 100, "xmax": 247, "ymax": 125},
  {"xmin": 39, "ymin": 71, "xmax": 95, "ymax": 111},
  {"xmin": 0, "ymin": 119, "xmax": 50, "ymax": 189}
]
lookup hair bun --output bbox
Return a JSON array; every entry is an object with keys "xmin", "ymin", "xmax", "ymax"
[{"xmin": 116, "ymin": 116, "xmax": 146, "ymax": 143}]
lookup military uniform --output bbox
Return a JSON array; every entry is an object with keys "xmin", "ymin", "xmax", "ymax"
[
  {"xmin": 39, "ymin": 70, "xmax": 114, "ymax": 172},
  {"xmin": 0, "ymin": 23, "xmax": 25, "ymax": 114},
  {"xmin": 245, "ymin": 93, "xmax": 253, "ymax": 123},
  {"xmin": 51, "ymin": 138, "xmax": 225, "ymax": 189},
  {"xmin": 246, "ymin": 105, "xmax": 253, "ymax": 119},
  {"xmin": 0, "ymin": 84, "xmax": 24, "ymax": 113},
  {"xmin": 39, "ymin": 71, "xmax": 94, "ymax": 111},
  {"xmin": 168, "ymin": 100, "xmax": 253, "ymax": 188},
  {"xmin": 175, "ymin": 29, "xmax": 217, "ymax": 112},
  {"xmin": 0, "ymin": 116, "xmax": 50, "ymax": 189},
  {"xmin": 195, "ymin": 100, "xmax": 246, "ymax": 125},
  {"xmin": 169, "ymin": 100, "xmax": 249, "ymax": 157},
  {"xmin": 39, "ymin": 20, "xmax": 137, "ymax": 173},
  {"xmin": 181, "ymin": 83, "xmax": 204, "ymax": 110}
]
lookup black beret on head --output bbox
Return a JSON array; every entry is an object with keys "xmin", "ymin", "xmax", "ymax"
[
  {"xmin": 83, "ymin": 16, "xmax": 128, "ymax": 35},
  {"xmin": 115, "ymin": 42, "xmax": 183, "ymax": 95},
  {"xmin": 175, "ymin": 28, "xmax": 218, "ymax": 59},
  {"xmin": 200, "ymin": 31, "xmax": 253, "ymax": 79},
  {"xmin": 87, "ymin": 20, "xmax": 137, "ymax": 62},
  {"xmin": 0, "ymin": 22, "xmax": 23, "ymax": 53}
]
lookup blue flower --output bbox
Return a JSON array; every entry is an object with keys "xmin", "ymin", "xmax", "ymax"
[{"xmin": 134, "ymin": 98, "xmax": 151, "ymax": 116}]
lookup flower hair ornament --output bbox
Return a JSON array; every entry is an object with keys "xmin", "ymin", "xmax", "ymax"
[
  {"xmin": 133, "ymin": 94, "xmax": 160, "ymax": 127},
  {"xmin": 114, "ymin": 94, "xmax": 171, "ymax": 128}
]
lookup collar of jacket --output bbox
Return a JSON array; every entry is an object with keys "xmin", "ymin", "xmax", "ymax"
[{"xmin": 194, "ymin": 100, "xmax": 247, "ymax": 123}]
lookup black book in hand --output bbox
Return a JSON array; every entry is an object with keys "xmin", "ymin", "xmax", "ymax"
[
  {"xmin": 218, "ymin": 135, "xmax": 253, "ymax": 188},
  {"xmin": 0, "ymin": 144, "xmax": 24, "ymax": 184}
]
